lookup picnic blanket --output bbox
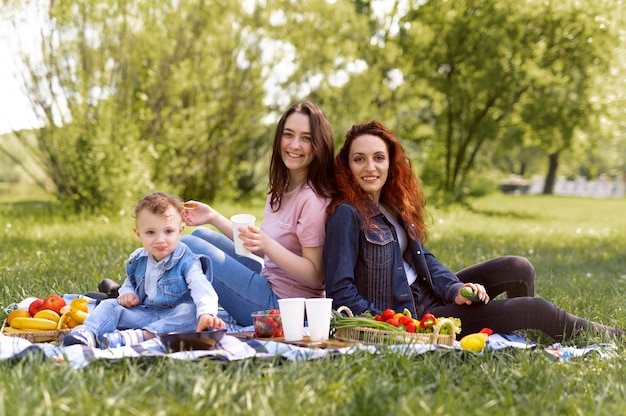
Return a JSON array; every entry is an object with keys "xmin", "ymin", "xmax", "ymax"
[
  {"xmin": 0, "ymin": 297, "xmax": 618, "ymax": 369},
  {"xmin": 0, "ymin": 330, "xmax": 618, "ymax": 370}
]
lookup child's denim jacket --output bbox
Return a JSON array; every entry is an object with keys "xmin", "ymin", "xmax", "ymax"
[{"xmin": 124, "ymin": 242, "xmax": 211, "ymax": 308}]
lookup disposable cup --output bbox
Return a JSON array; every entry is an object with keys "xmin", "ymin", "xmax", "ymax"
[
  {"xmin": 230, "ymin": 214, "xmax": 256, "ymax": 256},
  {"xmin": 305, "ymin": 298, "xmax": 333, "ymax": 342},
  {"xmin": 277, "ymin": 298, "xmax": 305, "ymax": 341}
]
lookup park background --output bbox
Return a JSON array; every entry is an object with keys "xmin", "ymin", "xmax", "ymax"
[
  {"xmin": 1, "ymin": 0, "xmax": 625, "ymax": 212},
  {"xmin": 2, "ymin": 2, "xmax": 626, "ymax": 415}
]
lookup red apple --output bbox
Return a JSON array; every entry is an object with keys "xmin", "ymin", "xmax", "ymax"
[
  {"xmin": 41, "ymin": 294, "xmax": 67, "ymax": 315},
  {"xmin": 28, "ymin": 298, "xmax": 44, "ymax": 317}
]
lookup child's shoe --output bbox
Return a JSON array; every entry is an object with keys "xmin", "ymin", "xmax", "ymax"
[
  {"xmin": 100, "ymin": 329, "xmax": 145, "ymax": 349},
  {"xmin": 61, "ymin": 325, "xmax": 96, "ymax": 348},
  {"xmin": 97, "ymin": 278, "xmax": 121, "ymax": 298}
]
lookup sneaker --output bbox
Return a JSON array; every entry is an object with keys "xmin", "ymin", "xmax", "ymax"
[
  {"xmin": 101, "ymin": 329, "xmax": 145, "ymax": 349},
  {"xmin": 61, "ymin": 325, "xmax": 96, "ymax": 348}
]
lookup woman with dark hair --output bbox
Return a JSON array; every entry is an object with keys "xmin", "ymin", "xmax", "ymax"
[
  {"xmin": 182, "ymin": 102, "xmax": 335, "ymax": 326},
  {"xmin": 324, "ymin": 120, "xmax": 621, "ymax": 340}
]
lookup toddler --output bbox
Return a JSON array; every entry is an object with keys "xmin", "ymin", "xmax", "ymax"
[{"xmin": 62, "ymin": 192, "xmax": 225, "ymax": 348}]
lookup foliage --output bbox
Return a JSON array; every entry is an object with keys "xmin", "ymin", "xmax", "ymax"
[
  {"xmin": 1, "ymin": 0, "xmax": 625, "ymax": 213},
  {"xmin": 389, "ymin": 0, "xmax": 620, "ymax": 199},
  {"xmin": 1, "ymin": 192, "xmax": 626, "ymax": 414}
]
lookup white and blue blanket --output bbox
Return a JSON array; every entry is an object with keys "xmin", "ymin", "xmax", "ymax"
[
  {"xmin": 0, "ymin": 296, "xmax": 618, "ymax": 369},
  {"xmin": 0, "ymin": 330, "xmax": 617, "ymax": 370}
]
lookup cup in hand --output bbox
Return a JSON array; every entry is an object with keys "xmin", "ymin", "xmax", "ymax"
[
  {"xmin": 305, "ymin": 298, "xmax": 333, "ymax": 342},
  {"xmin": 277, "ymin": 297, "xmax": 305, "ymax": 341},
  {"xmin": 230, "ymin": 214, "xmax": 256, "ymax": 256}
]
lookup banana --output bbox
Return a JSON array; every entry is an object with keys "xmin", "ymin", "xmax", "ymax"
[
  {"xmin": 33, "ymin": 309, "xmax": 61, "ymax": 323},
  {"xmin": 68, "ymin": 298, "xmax": 90, "ymax": 324},
  {"xmin": 60, "ymin": 305, "xmax": 71, "ymax": 315},
  {"xmin": 10, "ymin": 317, "xmax": 59, "ymax": 331},
  {"xmin": 70, "ymin": 298, "xmax": 90, "ymax": 311},
  {"xmin": 69, "ymin": 309, "xmax": 89, "ymax": 324},
  {"xmin": 3, "ymin": 326, "xmax": 36, "ymax": 334},
  {"xmin": 57, "ymin": 312, "xmax": 70, "ymax": 329}
]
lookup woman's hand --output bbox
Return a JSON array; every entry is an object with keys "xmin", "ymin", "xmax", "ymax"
[
  {"xmin": 118, "ymin": 293, "xmax": 139, "ymax": 307},
  {"xmin": 182, "ymin": 200, "xmax": 216, "ymax": 226},
  {"xmin": 237, "ymin": 224, "xmax": 266, "ymax": 256},
  {"xmin": 196, "ymin": 314, "xmax": 226, "ymax": 331},
  {"xmin": 455, "ymin": 283, "xmax": 489, "ymax": 305}
]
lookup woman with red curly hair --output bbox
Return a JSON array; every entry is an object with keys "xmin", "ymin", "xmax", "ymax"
[{"xmin": 324, "ymin": 120, "xmax": 621, "ymax": 339}]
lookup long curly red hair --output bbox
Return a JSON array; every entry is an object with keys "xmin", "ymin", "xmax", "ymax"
[{"xmin": 328, "ymin": 121, "xmax": 429, "ymax": 243}]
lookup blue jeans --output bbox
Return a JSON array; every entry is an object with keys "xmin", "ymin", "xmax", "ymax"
[
  {"xmin": 181, "ymin": 228, "xmax": 279, "ymax": 326},
  {"xmin": 84, "ymin": 298, "xmax": 197, "ymax": 341}
]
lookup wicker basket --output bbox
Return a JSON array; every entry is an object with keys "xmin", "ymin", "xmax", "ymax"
[
  {"xmin": 332, "ymin": 307, "xmax": 457, "ymax": 346},
  {"xmin": 2, "ymin": 319, "xmax": 71, "ymax": 344}
]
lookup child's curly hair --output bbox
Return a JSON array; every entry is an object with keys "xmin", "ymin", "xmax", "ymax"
[{"xmin": 133, "ymin": 192, "xmax": 183, "ymax": 219}]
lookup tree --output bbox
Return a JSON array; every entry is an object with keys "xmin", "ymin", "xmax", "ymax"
[
  {"xmin": 5, "ymin": 0, "xmax": 273, "ymax": 213},
  {"xmin": 391, "ymin": 0, "xmax": 619, "ymax": 198},
  {"xmin": 517, "ymin": 0, "xmax": 618, "ymax": 194}
]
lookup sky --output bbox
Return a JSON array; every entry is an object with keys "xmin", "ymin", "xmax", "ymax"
[{"xmin": 0, "ymin": 3, "xmax": 41, "ymax": 135}]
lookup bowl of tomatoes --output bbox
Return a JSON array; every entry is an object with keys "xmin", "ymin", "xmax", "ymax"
[{"xmin": 251, "ymin": 309, "xmax": 283, "ymax": 338}]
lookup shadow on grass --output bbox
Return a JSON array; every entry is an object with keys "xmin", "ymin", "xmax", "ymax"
[{"xmin": 461, "ymin": 200, "xmax": 542, "ymax": 221}]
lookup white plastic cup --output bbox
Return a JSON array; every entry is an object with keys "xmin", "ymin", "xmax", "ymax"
[
  {"xmin": 278, "ymin": 297, "xmax": 305, "ymax": 341},
  {"xmin": 230, "ymin": 214, "xmax": 256, "ymax": 256},
  {"xmin": 305, "ymin": 298, "xmax": 333, "ymax": 342}
]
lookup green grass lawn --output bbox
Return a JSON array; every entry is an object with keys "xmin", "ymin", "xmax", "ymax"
[{"xmin": 1, "ymin": 187, "xmax": 626, "ymax": 415}]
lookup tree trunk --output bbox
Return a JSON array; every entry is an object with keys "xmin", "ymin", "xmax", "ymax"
[{"xmin": 543, "ymin": 152, "xmax": 559, "ymax": 194}]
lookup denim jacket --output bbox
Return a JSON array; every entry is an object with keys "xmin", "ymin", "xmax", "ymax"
[
  {"xmin": 122, "ymin": 242, "xmax": 212, "ymax": 309},
  {"xmin": 323, "ymin": 203, "xmax": 464, "ymax": 318}
]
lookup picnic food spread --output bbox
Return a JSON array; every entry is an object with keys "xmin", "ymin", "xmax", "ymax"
[
  {"xmin": 332, "ymin": 307, "xmax": 461, "ymax": 335},
  {"xmin": 3, "ymin": 297, "xmax": 90, "ymax": 342},
  {"xmin": 330, "ymin": 306, "xmax": 462, "ymax": 346}
]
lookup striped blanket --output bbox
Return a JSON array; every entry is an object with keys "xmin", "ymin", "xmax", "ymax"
[
  {"xmin": 0, "ymin": 296, "xmax": 617, "ymax": 369},
  {"xmin": 0, "ymin": 331, "xmax": 617, "ymax": 370}
]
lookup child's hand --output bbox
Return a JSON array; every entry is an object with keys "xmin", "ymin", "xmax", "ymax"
[
  {"xmin": 197, "ymin": 313, "xmax": 226, "ymax": 331},
  {"xmin": 118, "ymin": 293, "xmax": 139, "ymax": 307}
]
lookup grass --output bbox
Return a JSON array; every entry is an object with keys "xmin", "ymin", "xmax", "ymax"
[{"xmin": 1, "ymin": 186, "xmax": 626, "ymax": 415}]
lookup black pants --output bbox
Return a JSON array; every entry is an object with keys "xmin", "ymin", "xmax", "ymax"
[{"xmin": 426, "ymin": 256, "xmax": 621, "ymax": 340}]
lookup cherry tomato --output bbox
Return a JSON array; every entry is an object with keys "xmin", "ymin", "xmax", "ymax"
[
  {"xmin": 374, "ymin": 315, "xmax": 383, "ymax": 321},
  {"xmin": 406, "ymin": 321, "xmax": 417, "ymax": 333},
  {"xmin": 398, "ymin": 315, "xmax": 413, "ymax": 326},
  {"xmin": 386, "ymin": 317, "xmax": 400, "ymax": 327},
  {"xmin": 381, "ymin": 308, "xmax": 396, "ymax": 321}
]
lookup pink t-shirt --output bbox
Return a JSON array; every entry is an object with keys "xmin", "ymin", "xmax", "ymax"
[{"xmin": 260, "ymin": 182, "xmax": 329, "ymax": 299}]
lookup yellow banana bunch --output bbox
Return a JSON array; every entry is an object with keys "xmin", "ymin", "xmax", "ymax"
[
  {"xmin": 10, "ymin": 317, "xmax": 59, "ymax": 331},
  {"xmin": 33, "ymin": 309, "xmax": 61, "ymax": 323},
  {"xmin": 57, "ymin": 298, "xmax": 90, "ymax": 329}
]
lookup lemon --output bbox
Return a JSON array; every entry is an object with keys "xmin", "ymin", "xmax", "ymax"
[{"xmin": 460, "ymin": 333, "xmax": 489, "ymax": 352}]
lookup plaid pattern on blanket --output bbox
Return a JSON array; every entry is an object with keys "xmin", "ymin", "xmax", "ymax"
[{"xmin": 0, "ymin": 331, "xmax": 617, "ymax": 370}]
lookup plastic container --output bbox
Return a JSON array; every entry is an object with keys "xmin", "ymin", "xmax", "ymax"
[{"xmin": 251, "ymin": 310, "xmax": 283, "ymax": 338}]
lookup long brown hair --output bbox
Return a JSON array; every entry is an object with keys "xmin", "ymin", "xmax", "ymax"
[
  {"xmin": 328, "ymin": 121, "xmax": 429, "ymax": 243},
  {"xmin": 269, "ymin": 101, "xmax": 335, "ymax": 211}
]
